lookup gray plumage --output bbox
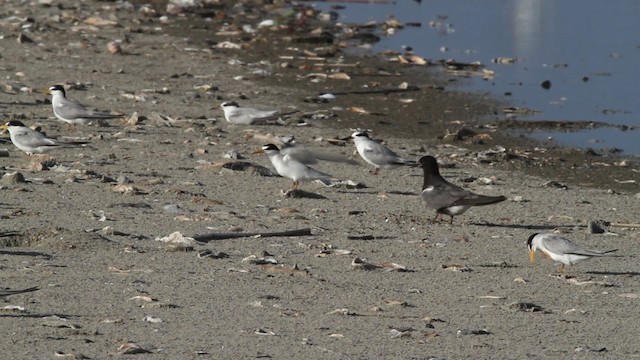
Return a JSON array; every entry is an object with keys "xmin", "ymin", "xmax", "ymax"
[
  {"xmin": 419, "ymin": 155, "xmax": 506, "ymax": 223},
  {"xmin": 1, "ymin": 120, "xmax": 88, "ymax": 155},
  {"xmin": 527, "ymin": 233, "xmax": 618, "ymax": 271},
  {"xmin": 49, "ymin": 85, "xmax": 122, "ymax": 125},
  {"xmin": 351, "ymin": 131, "xmax": 416, "ymax": 174},
  {"xmin": 221, "ymin": 101, "xmax": 298, "ymax": 125}
]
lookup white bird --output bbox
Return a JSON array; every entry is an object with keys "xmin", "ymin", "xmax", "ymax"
[
  {"xmin": 220, "ymin": 101, "xmax": 297, "ymax": 125},
  {"xmin": 527, "ymin": 233, "xmax": 618, "ymax": 272},
  {"xmin": 351, "ymin": 131, "xmax": 416, "ymax": 174},
  {"xmin": 254, "ymin": 143, "xmax": 333, "ymax": 191},
  {"xmin": 0, "ymin": 120, "xmax": 88, "ymax": 155},
  {"xmin": 279, "ymin": 136, "xmax": 359, "ymax": 166},
  {"xmin": 47, "ymin": 85, "xmax": 122, "ymax": 125}
]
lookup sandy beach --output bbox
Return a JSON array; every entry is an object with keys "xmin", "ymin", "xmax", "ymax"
[{"xmin": 1, "ymin": 1, "xmax": 638, "ymax": 359}]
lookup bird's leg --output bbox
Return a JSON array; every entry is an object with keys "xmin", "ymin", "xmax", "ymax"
[
  {"xmin": 431, "ymin": 213, "xmax": 441, "ymax": 224},
  {"xmin": 556, "ymin": 264, "xmax": 565, "ymax": 273},
  {"xmin": 449, "ymin": 215, "xmax": 454, "ymax": 224},
  {"xmin": 372, "ymin": 168, "xmax": 380, "ymax": 175},
  {"xmin": 292, "ymin": 181, "xmax": 300, "ymax": 190}
]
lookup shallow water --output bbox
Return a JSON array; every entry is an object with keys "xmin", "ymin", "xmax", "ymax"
[{"xmin": 315, "ymin": 0, "xmax": 640, "ymax": 156}]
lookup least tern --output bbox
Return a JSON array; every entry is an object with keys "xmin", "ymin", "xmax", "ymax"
[
  {"xmin": 527, "ymin": 233, "xmax": 618, "ymax": 272},
  {"xmin": 0, "ymin": 120, "xmax": 88, "ymax": 155},
  {"xmin": 47, "ymin": 85, "xmax": 122, "ymax": 125},
  {"xmin": 418, "ymin": 155, "xmax": 506, "ymax": 223},
  {"xmin": 220, "ymin": 101, "xmax": 297, "ymax": 125},
  {"xmin": 0, "ymin": 286, "xmax": 38, "ymax": 300},
  {"xmin": 351, "ymin": 131, "xmax": 416, "ymax": 174},
  {"xmin": 280, "ymin": 136, "xmax": 359, "ymax": 166},
  {"xmin": 254, "ymin": 144, "xmax": 333, "ymax": 190}
]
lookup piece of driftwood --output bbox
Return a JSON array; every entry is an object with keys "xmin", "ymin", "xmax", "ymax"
[
  {"xmin": 193, "ymin": 228, "xmax": 312, "ymax": 242},
  {"xmin": 610, "ymin": 223, "xmax": 640, "ymax": 228}
]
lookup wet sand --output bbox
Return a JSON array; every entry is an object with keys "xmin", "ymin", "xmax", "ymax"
[{"xmin": 0, "ymin": 2, "xmax": 638, "ymax": 359}]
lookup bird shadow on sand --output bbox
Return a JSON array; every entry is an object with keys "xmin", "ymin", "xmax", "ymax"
[
  {"xmin": 586, "ymin": 270, "xmax": 640, "ymax": 277},
  {"xmin": 0, "ymin": 249, "xmax": 52, "ymax": 259},
  {"xmin": 469, "ymin": 222, "xmax": 575, "ymax": 231},
  {"xmin": 346, "ymin": 235, "xmax": 397, "ymax": 241},
  {"xmin": 0, "ymin": 312, "xmax": 76, "ymax": 319},
  {"xmin": 281, "ymin": 189, "xmax": 327, "ymax": 199},
  {"xmin": 335, "ymin": 190, "xmax": 418, "ymax": 196}
]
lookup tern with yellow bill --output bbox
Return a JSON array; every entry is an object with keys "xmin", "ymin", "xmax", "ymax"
[{"xmin": 527, "ymin": 233, "xmax": 618, "ymax": 272}]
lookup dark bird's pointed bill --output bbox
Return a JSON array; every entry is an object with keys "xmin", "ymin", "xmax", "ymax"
[
  {"xmin": 527, "ymin": 233, "xmax": 618, "ymax": 272},
  {"xmin": 418, "ymin": 155, "xmax": 506, "ymax": 223}
]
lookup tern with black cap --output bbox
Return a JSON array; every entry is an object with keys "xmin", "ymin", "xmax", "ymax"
[
  {"xmin": 254, "ymin": 143, "xmax": 333, "ymax": 191},
  {"xmin": 527, "ymin": 233, "xmax": 618, "ymax": 272},
  {"xmin": 220, "ymin": 101, "xmax": 297, "ymax": 125},
  {"xmin": 47, "ymin": 85, "xmax": 122, "ymax": 125},
  {"xmin": 351, "ymin": 130, "xmax": 416, "ymax": 175},
  {"xmin": 0, "ymin": 120, "xmax": 88, "ymax": 155}
]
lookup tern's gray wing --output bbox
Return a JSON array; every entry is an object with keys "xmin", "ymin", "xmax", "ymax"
[
  {"xmin": 280, "ymin": 154, "xmax": 332, "ymax": 180},
  {"xmin": 541, "ymin": 234, "xmax": 612, "ymax": 256},
  {"xmin": 281, "ymin": 146, "xmax": 319, "ymax": 165},
  {"xmin": 282, "ymin": 145, "xmax": 358, "ymax": 166},
  {"xmin": 362, "ymin": 141, "xmax": 406, "ymax": 165},
  {"xmin": 450, "ymin": 191, "xmax": 507, "ymax": 207},
  {"xmin": 238, "ymin": 107, "xmax": 278, "ymax": 120},
  {"xmin": 312, "ymin": 151, "xmax": 359, "ymax": 165},
  {"xmin": 56, "ymin": 99, "xmax": 119, "ymax": 120},
  {"xmin": 421, "ymin": 183, "xmax": 470, "ymax": 210},
  {"xmin": 13, "ymin": 129, "xmax": 59, "ymax": 148}
]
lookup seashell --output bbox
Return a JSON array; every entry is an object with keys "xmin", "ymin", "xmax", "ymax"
[{"xmin": 107, "ymin": 41, "xmax": 123, "ymax": 55}]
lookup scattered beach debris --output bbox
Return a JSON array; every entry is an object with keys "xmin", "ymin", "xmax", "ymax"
[
  {"xmin": 196, "ymin": 160, "xmax": 275, "ymax": 176},
  {"xmin": 117, "ymin": 342, "xmax": 152, "ymax": 355},
  {"xmin": 197, "ymin": 250, "xmax": 229, "ymax": 259},
  {"xmin": 442, "ymin": 263, "xmax": 472, "ymax": 272},
  {"xmin": 389, "ymin": 327, "xmax": 414, "ymax": 338},
  {"xmin": 241, "ymin": 254, "xmax": 278, "ymax": 265},
  {"xmin": 351, "ymin": 257, "xmax": 410, "ymax": 272},
  {"xmin": 143, "ymin": 316, "xmax": 163, "ymax": 324},
  {"xmin": 575, "ymin": 346, "xmax": 607, "ymax": 353},
  {"xmin": 256, "ymin": 264, "xmax": 309, "ymax": 276},
  {"xmin": 551, "ymin": 274, "xmax": 615, "ymax": 287},
  {"xmin": 42, "ymin": 315, "xmax": 81, "ymax": 329},
  {"xmin": 155, "ymin": 231, "xmax": 203, "ymax": 251},
  {"xmin": 457, "ymin": 328, "xmax": 491, "ymax": 336},
  {"xmin": 501, "ymin": 302, "xmax": 544, "ymax": 312},
  {"xmin": 193, "ymin": 228, "xmax": 312, "ymax": 242}
]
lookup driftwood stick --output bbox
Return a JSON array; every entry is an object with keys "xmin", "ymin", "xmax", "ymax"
[
  {"xmin": 609, "ymin": 223, "xmax": 640, "ymax": 228},
  {"xmin": 193, "ymin": 228, "xmax": 312, "ymax": 242}
]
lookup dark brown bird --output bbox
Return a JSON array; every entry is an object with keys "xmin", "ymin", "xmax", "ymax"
[{"xmin": 419, "ymin": 155, "xmax": 506, "ymax": 223}]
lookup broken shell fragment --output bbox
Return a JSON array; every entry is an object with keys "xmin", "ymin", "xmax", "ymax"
[{"xmin": 107, "ymin": 41, "xmax": 123, "ymax": 55}]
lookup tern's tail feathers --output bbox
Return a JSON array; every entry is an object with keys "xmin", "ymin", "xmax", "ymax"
[
  {"xmin": 88, "ymin": 112, "xmax": 123, "ymax": 119},
  {"xmin": 61, "ymin": 140, "xmax": 90, "ymax": 147},
  {"xmin": 454, "ymin": 195, "xmax": 506, "ymax": 207},
  {"xmin": 313, "ymin": 152, "xmax": 360, "ymax": 165},
  {"xmin": 398, "ymin": 160, "xmax": 418, "ymax": 167}
]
